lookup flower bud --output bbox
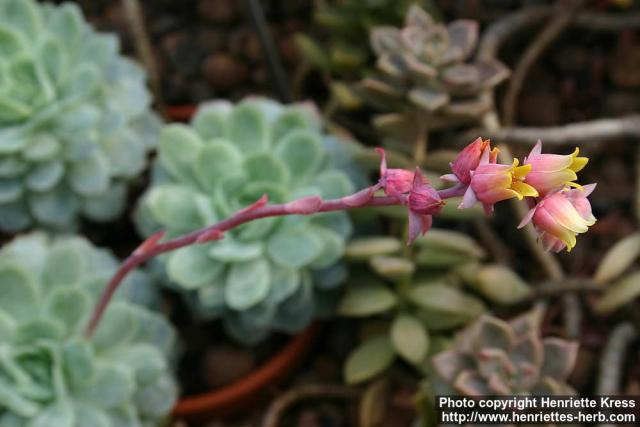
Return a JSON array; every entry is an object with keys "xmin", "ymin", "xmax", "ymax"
[
  {"xmin": 518, "ymin": 185, "xmax": 597, "ymax": 252},
  {"xmin": 447, "ymin": 137, "xmax": 496, "ymax": 184},
  {"xmin": 376, "ymin": 148, "xmax": 417, "ymax": 197},
  {"xmin": 407, "ymin": 168, "xmax": 444, "ymax": 215},
  {"xmin": 523, "ymin": 140, "xmax": 588, "ymax": 196}
]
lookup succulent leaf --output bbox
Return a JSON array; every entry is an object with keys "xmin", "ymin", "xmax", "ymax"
[
  {"xmin": 0, "ymin": 233, "xmax": 177, "ymax": 426},
  {"xmin": 0, "ymin": 0, "xmax": 160, "ymax": 231}
]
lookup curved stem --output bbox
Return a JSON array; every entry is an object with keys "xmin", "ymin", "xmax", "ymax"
[{"xmin": 84, "ymin": 186, "xmax": 464, "ymax": 339}]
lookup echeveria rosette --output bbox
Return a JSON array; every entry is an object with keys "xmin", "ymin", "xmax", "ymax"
[
  {"xmin": 135, "ymin": 98, "xmax": 357, "ymax": 344},
  {"xmin": 0, "ymin": 233, "xmax": 177, "ymax": 427},
  {"xmin": 0, "ymin": 0, "xmax": 160, "ymax": 232},
  {"xmin": 359, "ymin": 5, "xmax": 510, "ymax": 132},
  {"xmin": 430, "ymin": 311, "xmax": 578, "ymax": 399}
]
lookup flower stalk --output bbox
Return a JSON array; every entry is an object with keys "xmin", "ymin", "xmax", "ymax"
[{"xmin": 84, "ymin": 140, "xmax": 597, "ymax": 339}]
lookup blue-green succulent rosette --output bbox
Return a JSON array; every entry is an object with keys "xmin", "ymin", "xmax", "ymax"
[
  {"xmin": 136, "ymin": 98, "xmax": 362, "ymax": 344},
  {"xmin": 0, "ymin": 0, "xmax": 160, "ymax": 231},
  {"xmin": 0, "ymin": 232, "xmax": 177, "ymax": 426}
]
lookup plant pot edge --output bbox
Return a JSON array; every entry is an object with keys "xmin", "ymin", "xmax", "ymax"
[{"xmin": 172, "ymin": 322, "xmax": 320, "ymax": 421}]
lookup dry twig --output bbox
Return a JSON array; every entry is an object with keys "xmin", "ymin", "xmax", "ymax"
[
  {"xmin": 121, "ymin": 0, "xmax": 164, "ymax": 109},
  {"xmin": 596, "ymin": 323, "xmax": 637, "ymax": 396},
  {"xmin": 501, "ymin": 0, "xmax": 586, "ymax": 126},
  {"xmin": 479, "ymin": 6, "xmax": 640, "ymax": 61},
  {"xmin": 456, "ymin": 115, "xmax": 640, "ymax": 147}
]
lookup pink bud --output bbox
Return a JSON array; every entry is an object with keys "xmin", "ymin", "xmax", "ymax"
[
  {"xmin": 284, "ymin": 195, "xmax": 323, "ymax": 214},
  {"xmin": 407, "ymin": 168, "xmax": 444, "ymax": 215},
  {"xmin": 518, "ymin": 185, "xmax": 596, "ymax": 252},
  {"xmin": 450, "ymin": 137, "xmax": 493, "ymax": 184},
  {"xmin": 523, "ymin": 140, "xmax": 589, "ymax": 196},
  {"xmin": 376, "ymin": 147, "xmax": 416, "ymax": 197}
]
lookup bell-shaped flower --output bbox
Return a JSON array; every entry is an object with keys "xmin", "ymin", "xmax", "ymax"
[
  {"xmin": 523, "ymin": 140, "xmax": 588, "ymax": 196},
  {"xmin": 376, "ymin": 148, "xmax": 416, "ymax": 197},
  {"xmin": 459, "ymin": 150, "xmax": 538, "ymax": 213},
  {"xmin": 442, "ymin": 137, "xmax": 498, "ymax": 185},
  {"xmin": 518, "ymin": 184, "xmax": 597, "ymax": 252},
  {"xmin": 407, "ymin": 168, "xmax": 444, "ymax": 244}
]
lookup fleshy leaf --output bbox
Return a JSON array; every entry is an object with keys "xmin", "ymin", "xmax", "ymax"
[
  {"xmin": 338, "ymin": 282, "xmax": 397, "ymax": 317},
  {"xmin": 391, "ymin": 314, "xmax": 429, "ymax": 364},
  {"xmin": 344, "ymin": 336, "xmax": 395, "ymax": 384},
  {"xmin": 225, "ymin": 259, "xmax": 271, "ymax": 310},
  {"xmin": 167, "ymin": 245, "xmax": 223, "ymax": 290}
]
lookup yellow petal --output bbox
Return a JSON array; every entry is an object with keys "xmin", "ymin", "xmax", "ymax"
[
  {"xmin": 512, "ymin": 163, "xmax": 532, "ymax": 180},
  {"xmin": 569, "ymin": 156, "xmax": 589, "ymax": 173},
  {"xmin": 511, "ymin": 181, "xmax": 539, "ymax": 198}
]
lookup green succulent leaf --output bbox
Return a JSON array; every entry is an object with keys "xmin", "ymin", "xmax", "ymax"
[
  {"xmin": 225, "ymin": 259, "xmax": 271, "ymax": 310},
  {"xmin": 167, "ymin": 245, "xmax": 223, "ymax": 290},
  {"xmin": 0, "ymin": 264, "xmax": 39, "ymax": 323},
  {"xmin": 267, "ymin": 226, "xmax": 323, "ymax": 268},
  {"xmin": 594, "ymin": 271, "xmax": 640, "ymax": 314},
  {"xmin": 158, "ymin": 125, "xmax": 203, "ymax": 185},
  {"xmin": 391, "ymin": 314, "xmax": 429, "ymax": 364},
  {"xmin": 409, "ymin": 283, "xmax": 485, "ymax": 330},
  {"xmin": 338, "ymin": 282, "xmax": 397, "ymax": 317},
  {"xmin": 228, "ymin": 103, "xmax": 268, "ymax": 154},
  {"xmin": 344, "ymin": 336, "xmax": 395, "ymax": 384},
  {"xmin": 194, "ymin": 142, "xmax": 243, "ymax": 191},
  {"xmin": 275, "ymin": 129, "xmax": 325, "ymax": 181},
  {"xmin": 594, "ymin": 233, "xmax": 640, "ymax": 284},
  {"xmin": 208, "ymin": 239, "xmax": 263, "ymax": 262},
  {"xmin": 192, "ymin": 105, "xmax": 229, "ymax": 140}
]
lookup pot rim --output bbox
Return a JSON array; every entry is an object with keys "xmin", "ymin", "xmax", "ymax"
[{"xmin": 172, "ymin": 322, "xmax": 320, "ymax": 420}]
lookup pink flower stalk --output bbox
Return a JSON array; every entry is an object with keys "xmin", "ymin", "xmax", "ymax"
[
  {"xmin": 407, "ymin": 168, "xmax": 444, "ymax": 244},
  {"xmin": 518, "ymin": 185, "xmax": 597, "ymax": 252},
  {"xmin": 376, "ymin": 147, "xmax": 418, "ymax": 197},
  {"xmin": 459, "ymin": 149, "xmax": 538, "ymax": 213},
  {"xmin": 85, "ymin": 144, "xmax": 597, "ymax": 338},
  {"xmin": 442, "ymin": 137, "xmax": 498, "ymax": 184},
  {"xmin": 523, "ymin": 140, "xmax": 589, "ymax": 196}
]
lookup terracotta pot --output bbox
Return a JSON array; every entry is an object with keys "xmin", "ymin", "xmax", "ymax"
[
  {"xmin": 172, "ymin": 323, "xmax": 320, "ymax": 422},
  {"xmin": 164, "ymin": 105, "xmax": 197, "ymax": 122},
  {"xmin": 165, "ymin": 105, "xmax": 320, "ymax": 421}
]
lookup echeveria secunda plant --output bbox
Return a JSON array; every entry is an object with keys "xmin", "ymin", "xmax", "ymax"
[{"xmin": 86, "ymin": 138, "xmax": 597, "ymax": 348}]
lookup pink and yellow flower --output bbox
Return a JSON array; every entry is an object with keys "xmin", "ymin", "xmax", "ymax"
[
  {"xmin": 523, "ymin": 140, "xmax": 588, "ymax": 196},
  {"xmin": 459, "ymin": 150, "xmax": 538, "ymax": 213},
  {"xmin": 518, "ymin": 185, "xmax": 597, "ymax": 252}
]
